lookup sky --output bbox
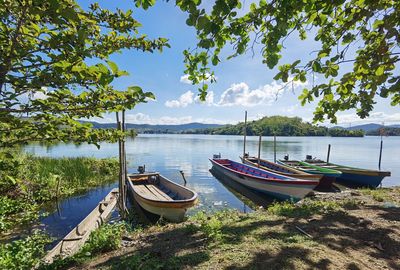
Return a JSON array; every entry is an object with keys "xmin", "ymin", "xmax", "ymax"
[{"xmin": 80, "ymin": 1, "xmax": 399, "ymax": 127}]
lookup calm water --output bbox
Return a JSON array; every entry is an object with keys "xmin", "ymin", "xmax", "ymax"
[{"xmin": 24, "ymin": 134, "xmax": 399, "ymax": 240}]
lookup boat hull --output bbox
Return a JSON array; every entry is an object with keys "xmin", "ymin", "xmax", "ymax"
[
  {"xmin": 337, "ymin": 173, "xmax": 386, "ymax": 188},
  {"xmin": 126, "ymin": 173, "xmax": 198, "ymax": 222},
  {"xmin": 210, "ymin": 159, "xmax": 318, "ymax": 202},
  {"xmin": 128, "ymin": 187, "xmax": 187, "ymax": 222}
]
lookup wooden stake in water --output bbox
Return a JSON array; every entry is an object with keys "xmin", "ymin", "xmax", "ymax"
[
  {"xmin": 379, "ymin": 136, "xmax": 383, "ymax": 171},
  {"xmin": 274, "ymin": 135, "xmax": 277, "ymax": 163},
  {"xmin": 327, "ymin": 144, "xmax": 331, "ymax": 163},
  {"xmin": 257, "ymin": 135, "xmax": 262, "ymax": 167},
  {"xmin": 243, "ymin": 111, "xmax": 247, "ymax": 158}
]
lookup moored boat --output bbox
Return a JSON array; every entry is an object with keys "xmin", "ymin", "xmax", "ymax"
[
  {"xmin": 210, "ymin": 158, "xmax": 319, "ymax": 201},
  {"xmin": 241, "ymin": 156, "xmax": 322, "ymax": 181},
  {"xmin": 277, "ymin": 159, "xmax": 342, "ymax": 189},
  {"xmin": 126, "ymin": 172, "xmax": 198, "ymax": 222},
  {"xmin": 303, "ymin": 158, "xmax": 391, "ymax": 188}
]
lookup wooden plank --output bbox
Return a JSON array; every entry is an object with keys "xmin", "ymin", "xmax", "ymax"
[
  {"xmin": 134, "ymin": 184, "xmax": 160, "ymax": 200},
  {"xmin": 146, "ymin": 184, "xmax": 173, "ymax": 201}
]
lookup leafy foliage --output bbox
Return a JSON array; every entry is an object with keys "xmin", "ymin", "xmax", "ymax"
[
  {"xmin": 0, "ymin": 233, "xmax": 51, "ymax": 270},
  {"xmin": 189, "ymin": 115, "xmax": 364, "ymax": 137},
  {"xmin": 169, "ymin": 0, "xmax": 400, "ymax": 123},
  {"xmin": 0, "ymin": 0, "xmax": 168, "ymax": 147}
]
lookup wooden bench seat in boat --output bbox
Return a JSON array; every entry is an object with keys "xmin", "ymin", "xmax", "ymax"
[{"xmin": 134, "ymin": 183, "xmax": 173, "ymax": 201}]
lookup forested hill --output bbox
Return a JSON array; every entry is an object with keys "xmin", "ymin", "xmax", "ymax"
[{"xmin": 184, "ymin": 116, "xmax": 365, "ymax": 137}]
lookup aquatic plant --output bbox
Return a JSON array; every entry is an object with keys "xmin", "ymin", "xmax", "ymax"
[{"xmin": 0, "ymin": 233, "xmax": 51, "ymax": 270}]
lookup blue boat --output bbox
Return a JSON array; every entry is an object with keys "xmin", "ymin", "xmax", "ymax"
[{"xmin": 304, "ymin": 159, "xmax": 391, "ymax": 188}]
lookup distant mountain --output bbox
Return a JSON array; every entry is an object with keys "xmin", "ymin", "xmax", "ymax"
[
  {"xmin": 81, "ymin": 121, "xmax": 222, "ymax": 133},
  {"xmin": 346, "ymin": 123, "xmax": 383, "ymax": 131}
]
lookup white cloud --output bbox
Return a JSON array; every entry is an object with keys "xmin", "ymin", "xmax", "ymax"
[
  {"xmin": 336, "ymin": 112, "xmax": 400, "ymax": 125},
  {"xmin": 217, "ymin": 80, "xmax": 307, "ymax": 107},
  {"xmin": 179, "ymin": 73, "xmax": 216, "ymax": 84},
  {"xmin": 125, "ymin": 113, "xmax": 231, "ymax": 125},
  {"xmin": 165, "ymin": 90, "xmax": 194, "ymax": 108}
]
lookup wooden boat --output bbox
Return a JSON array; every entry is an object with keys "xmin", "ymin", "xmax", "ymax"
[
  {"xmin": 210, "ymin": 158, "xmax": 319, "ymax": 201},
  {"xmin": 303, "ymin": 159, "xmax": 391, "ymax": 188},
  {"xmin": 277, "ymin": 159, "xmax": 342, "ymax": 178},
  {"xmin": 44, "ymin": 188, "xmax": 118, "ymax": 264},
  {"xmin": 276, "ymin": 159, "xmax": 342, "ymax": 189},
  {"xmin": 241, "ymin": 156, "xmax": 322, "ymax": 181},
  {"xmin": 126, "ymin": 172, "xmax": 198, "ymax": 222}
]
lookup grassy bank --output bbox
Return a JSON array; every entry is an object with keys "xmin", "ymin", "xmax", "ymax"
[
  {"xmin": 0, "ymin": 149, "xmax": 119, "ymax": 234},
  {"xmin": 60, "ymin": 187, "xmax": 400, "ymax": 270}
]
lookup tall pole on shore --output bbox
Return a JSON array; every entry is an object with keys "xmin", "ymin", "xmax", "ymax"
[
  {"xmin": 274, "ymin": 134, "xmax": 277, "ymax": 163},
  {"xmin": 257, "ymin": 135, "xmax": 262, "ymax": 167},
  {"xmin": 378, "ymin": 126, "xmax": 383, "ymax": 171},
  {"xmin": 326, "ymin": 144, "xmax": 331, "ymax": 163},
  {"xmin": 243, "ymin": 111, "xmax": 247, "ymax": 158}
]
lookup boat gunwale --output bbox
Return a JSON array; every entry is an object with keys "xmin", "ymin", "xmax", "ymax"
[{"xmin": 210, "ymin": 159, "xmax": 319, "ymax": 186}]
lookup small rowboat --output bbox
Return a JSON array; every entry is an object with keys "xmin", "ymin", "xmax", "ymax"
[
  {"xmin": 210, "ymin": 158, "xmax": 319, "ymax": 201},
  {"xmin": 303, "ymin": 159, "xmax": 391, "ymax": 188},
  {"xmin": 126, "ymin": 172, "xmax": 198, "ymax": 222}
]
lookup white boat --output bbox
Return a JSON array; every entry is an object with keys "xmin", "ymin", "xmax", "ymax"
[{"xmin": 126, "ymin": 172, "xmax": 198, "ymax": 222}]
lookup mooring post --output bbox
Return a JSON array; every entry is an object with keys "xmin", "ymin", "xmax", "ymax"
[
  {"xmin": 243, "ymin": 111, "xmax": 247, "ymax": 158},
  {"xmin": 379, "ymin": 137, "xmax": 383, "ymax": 171},
  {"xmin": 179, "ymin": 170, "xmax": 187, "ymax": 186},
  {"xmin": 257, "ymin": 135, "xmax": 262, "ymax": 167},
  {"xmin": 327, "ymin": 144, "xmax": 331, "ymax": 163},
  {"xmin": 274, "ymin": 135, "xmax": 277, "ymax": 163}
]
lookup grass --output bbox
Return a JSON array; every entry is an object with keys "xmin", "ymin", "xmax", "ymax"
[
  {"xmin": 359, "ymin": 188, "xmax": 391, "ymax": 202},
  {"xmin": 0, "ymin": 149, "xmax": 119, "ymax": 233}
]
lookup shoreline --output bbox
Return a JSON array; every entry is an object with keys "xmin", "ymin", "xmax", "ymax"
[{"xmin": 65, "ymin": 186, "xmax": 400, "ymax": 270}]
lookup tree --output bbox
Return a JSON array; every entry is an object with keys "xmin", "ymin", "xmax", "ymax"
[
  {"xmin": 174, "ymin": 0, "xmax": 400, "ymax": 123},
  {"xmin": 0, "ymin": 0, "xmax": 169, "ymax": 147}
]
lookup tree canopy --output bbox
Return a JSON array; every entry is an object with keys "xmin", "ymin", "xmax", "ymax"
[
  {"xmin": 173, "ymin": 0, "xmax": 400, "ymax": 123},
  {"xmin": 0, "ymin": 0, "xmax": 169, "ymax": 147},
  {"xmin": 186, "ymin": 115, "xmax": 365, "ymax": 137}
]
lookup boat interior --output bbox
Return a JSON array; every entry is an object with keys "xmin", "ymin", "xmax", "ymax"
[
  {"xmin": 279, "ymin": 160, "xmax": 322, "ymax": 173},
  {"xmin": 247, "ymin": 157, "xmax": 295, "ymax": 174},
  {"xmin": 128, "ymin": 174, "xmax": 183, "ymax": 201},
  {"xmin": 214, "ymin": 159, "xmax": 281, "ymax": 179}
]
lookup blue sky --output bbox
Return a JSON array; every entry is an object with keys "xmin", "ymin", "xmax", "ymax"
[{"xmin": 81, "ymin": 1, "xmax": 399, "ymax": 126}]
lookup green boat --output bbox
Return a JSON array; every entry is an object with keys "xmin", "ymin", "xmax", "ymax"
[{"xmin": 277, "ymin": 159, "xmax": 342, "ymax": 187}]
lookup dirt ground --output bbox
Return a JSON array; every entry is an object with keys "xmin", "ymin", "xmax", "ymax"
[{"xmin": 70, "ymin": 187, "xmax": 400, "ymax": 270}]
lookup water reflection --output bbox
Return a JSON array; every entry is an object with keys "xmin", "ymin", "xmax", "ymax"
[{"xmin": 209, "ymin": 168, "xmax": 275, "ymax": 210}]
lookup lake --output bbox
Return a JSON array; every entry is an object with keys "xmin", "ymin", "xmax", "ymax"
[{"xmin": 24, "ymin": 134, "xmax": 399, "ymax": 240}]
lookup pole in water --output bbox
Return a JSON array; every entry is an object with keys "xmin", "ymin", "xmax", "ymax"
[
  {"xmin": 379, "ymin": 137, "xmax": 383, "ymax": 171},
  {"xmin": 327, "ymin": 144, "xmax": 331, "ymax": 163},
  {"xmin": 243, "ymin": 111, "xmax": 247, "ymax": 158},
  {"xmin": 257, "ymin": 135, "xmax": 262, "ymax": 167},
  {"xmin": 179, "ymin": 170, "xmax": 187, "ymax": 186},
  {"xmin": 378, "ymin": 124, "xmax": 384, "ymax": 171},
  {"xmin": 274, "ymin": 135, "xmax": 277, "ymax": 163}
]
